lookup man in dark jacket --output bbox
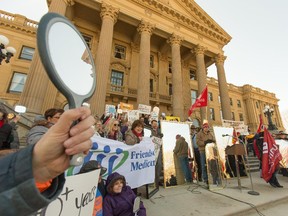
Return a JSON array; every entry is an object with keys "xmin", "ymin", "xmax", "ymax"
[
  {"xmin": 103, "ymin": 172, "xmax": 146, "ymax": 216},
  {"xmin": 173, "ymin": 135, "xmax": 192, "ymax": 183}
]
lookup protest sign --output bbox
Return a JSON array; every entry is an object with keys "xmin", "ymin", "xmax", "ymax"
[{"xmin": 33, "ymin": 169, "xmax": 100, "ymax": 216}]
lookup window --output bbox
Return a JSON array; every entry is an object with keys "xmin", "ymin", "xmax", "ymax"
[
  {"xmin": 209, "ymin": 108, "xmax": 215, "ymax": 120},
  {"xmin": 256, "ymin": 101, "xmax": 259, "ymax": 109},
  {"xmin": 114, "ymin": 45, "xmax": 126, "ymax": 59},
  {"xmin": 191, "ymin": 90, "xmax": 197, "ymax": 105},
  {"xmin": 189, "ymin": 69, "xmax": 196, "ymax": 80},
  {"xmin": 169, "ymin": 83, "xmax": 172, "ymax": 95},
  {"xmin": 239, "ymin": 113, "xmax": 244, "ymax": 121},
  {"xmin": 232, "ymin": 112, "xmax": 235, "ymax": 121},
  {"xmin": 110, "ymin": 70, "xmax": 124, "ymax": 92},
  {"xmin": 168, "ymin": 61, "xmax": 172, "ymax": 73},
  {"xmin": 230, "ymin": 98, "xmax": 233, "ymax": 106},
  {"xmin": 150, "ymin": 55, "xmax": 154, "ymax": 68},
  {"xmin": 19, "ymin": 46, "xmax": 35, "ymax": 60},
  {"xmin": 150, "ymin": 79, "xmax": 153, "ymax": 92},
  {"xmin": 237, "ymin": 100, "xmax": 242, "ymax": 108},
  {"xmin": 82, "ymin": 35, "xmax": 92, "ymax": 49},
  {"xmin": 9, "ymin": 72, "xmax": 27, "ymax": 93},
  {"xmin": 208, "ymin": 92, "xmax": 213, "ymax": 101},
  {"xmin": 218, "ymin": 95, "xmax": 221, "ymax": 104}
]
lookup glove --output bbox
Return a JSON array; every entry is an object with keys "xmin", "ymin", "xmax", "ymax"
[{"xmin": 204, "ymin": 139, "xmax": 214, "ymax": 144}]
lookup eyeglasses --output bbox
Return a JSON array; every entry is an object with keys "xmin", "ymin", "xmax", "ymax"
[{"xmin": 114, "ymin": 124, "xmax": 119, "ymax": 126}]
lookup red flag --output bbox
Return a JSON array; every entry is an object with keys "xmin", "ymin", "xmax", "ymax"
[
  {"xmin": 257, "ymin": 114, "xmax": 264, "ymax": 133},
  {"xmin": 254, "ymin": 114, "xmax": 264, "ymax": 159},
  {"xmin": 188, "ymin": 86, "xmax": 208, "ymax": 116},
  {"xmin": 262, "ymin": 127, "xmax": 282, "ymax": 182}
]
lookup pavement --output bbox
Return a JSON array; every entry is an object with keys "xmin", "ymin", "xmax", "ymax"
[{"xmin": 141, "ymin": 172, "xmax": 288, "ymax": 216}]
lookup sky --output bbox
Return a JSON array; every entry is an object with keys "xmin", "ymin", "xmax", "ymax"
[{"xmin": 0, "ymin": 0, "xmax": 287, "ymax": 115}]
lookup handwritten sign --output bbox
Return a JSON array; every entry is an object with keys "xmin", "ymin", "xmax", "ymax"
[
  {"xmin": 105, "ymin": 104, "xmax": 116, "ymax": 115},
  {"xmin": 33, "ymin": 169, "xmax": 100, "ymax": 216},
  {"xmin": 128, "ymin": 110, "xmax": 139, "ymax": 123},
  {"xmin": 138, "ymin": 104, "xmax": 151, "ymax": 114}
]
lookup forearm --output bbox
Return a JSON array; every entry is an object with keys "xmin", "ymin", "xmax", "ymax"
[{"xmin": 0, "ymin": 145, "xmax": 65, "ymax": 215}]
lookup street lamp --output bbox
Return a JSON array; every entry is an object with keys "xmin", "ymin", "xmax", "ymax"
[
  {"xmin": 263, "ymin": 105, "xmax": 278, "ymax": 131},
  {"xmin": 0, "ymin": 34, "xmax": 17, "ymax": 65}
]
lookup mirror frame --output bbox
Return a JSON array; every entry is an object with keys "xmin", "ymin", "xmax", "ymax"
[{"xmin": 37, "ymin": 13, "xmax": 96, "ymax": 108}]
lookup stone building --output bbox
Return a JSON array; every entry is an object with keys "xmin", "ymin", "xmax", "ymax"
[{"xmin": 0, "ymin": 0, "xmax": 284, "ymax": 133}]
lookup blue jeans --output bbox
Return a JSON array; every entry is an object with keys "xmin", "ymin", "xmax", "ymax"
[
  {"xmin": 200, "ymin": 152, "xmax": 208, "ymax": 183},
  {"xmin": 179, "ymin": 156, "xmax": 192, "ymax": 182}
]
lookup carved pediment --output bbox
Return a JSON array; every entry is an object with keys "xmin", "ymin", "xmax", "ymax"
[{"xmin": 132, "ymin": 0, "xmax": 231, "ymax": 44}]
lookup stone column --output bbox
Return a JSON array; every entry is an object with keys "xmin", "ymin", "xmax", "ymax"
[
  {"xmin": 89, "ymin": 3, "xmax": 119, "ymax": 115},
  {"xmin": 136, "ymin": 20, "xmax": 154, "ymax": 106},
  {"xmin": 168, "ymin": 34, "xmax": 184, "ymax": 120},
  {"xmin": 19, "ymin": 0, "xmax": 73, "ymax": 114},
  {"xmin": 215, "ymin": 54, "xmax": 232, "ymax": 120},
  {"xmin": 193, "ymin": 45, "xmax": 207, "ymax": 121}
]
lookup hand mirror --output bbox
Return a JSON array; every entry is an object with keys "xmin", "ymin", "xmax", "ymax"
[{"xmin": 37, "ymin": 13, "xmax": 96, "ymax": 166}]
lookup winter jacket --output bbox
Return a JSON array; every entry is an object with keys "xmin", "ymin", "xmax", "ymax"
[
  {"xmin": 9, "ymin": 121, "xmax": 20, "ymax": 149},
  {"xmin": 196, "ymin": 130, "xmax": 215, "ymax": 153},
  {"xmin": 27, "ymin": 125, "xmax": 49, "ymax": 145},
  {"xmin": 173, "ymin": 136, "xmax": 188, "ymax": 157},
  {"xmin": 0, "ymin": 123, "xmax": 12, "ymax": 149},
  {"xmin": 103, "ymin": 172, "xmax": 146, "ymax": 216},
  {"xmin": 125, "ymin": 129, "xmax": 141, "ymax": 145},
  {"xmin": 0, "ymin": 144, "xmax": 65, "ymax": 216}
]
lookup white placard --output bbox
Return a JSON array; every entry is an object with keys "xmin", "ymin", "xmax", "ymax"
[
  {"xmin": 128, "ymin": 110, "xmax": 139, "ymax": 123},
  {"xmin": 138, "ymin": 104, "xmax": 152, "ymax": 114},
  {"xmin": 34, "ymin": 169, "xmax": 100, "ymax": 216}
]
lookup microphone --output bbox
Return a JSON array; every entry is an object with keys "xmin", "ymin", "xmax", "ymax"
[{"xmin": 222, "ymin": 134, "xmax": 230, "ymax": 137}]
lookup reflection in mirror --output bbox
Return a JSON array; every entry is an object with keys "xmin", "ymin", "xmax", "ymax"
[
  {"xmin": 48, "ymin": 22, "xmax": 94, "ymax": 97},
  {"xmin": 161, "ymin": 121, "xmax": 193, "ymax": 187},
  {"xmin": 37, "ymin": 13, "xmax": 96, "ymax": 166},
  {"xmin": 213, "ymin": 126, "xmax": 247, "ymax": 181},
  {"xmin": 205, "ymin": 142, "xmax": 223, "ymax": 189}
]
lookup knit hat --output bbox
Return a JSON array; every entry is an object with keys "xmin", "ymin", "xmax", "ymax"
[{"xmin": 202, "ymin": 123, "xmax": 209, "ymax": 128}]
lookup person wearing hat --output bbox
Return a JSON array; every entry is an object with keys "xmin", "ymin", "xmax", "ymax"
[
  {"xmin": 191, "ymin": 125, "xmax": 202, "ymax": 182},
  {"xmin": 103, "ymin": 172, "xmax": 146, "ymax": 216},
  {"xmin": 196, "ymin": 122, "xmax": 215, "ymax": 185},
  {"xmin": 78, "ymin": 160, "xmax": 107, "ymax": 216}
]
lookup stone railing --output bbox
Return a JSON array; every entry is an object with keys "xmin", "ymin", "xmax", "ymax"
[{"xmin": 0, "ymin": 10, "xmax": 38, "ymax": 33}]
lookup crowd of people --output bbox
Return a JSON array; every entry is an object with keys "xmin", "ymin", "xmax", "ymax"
[{"xmin": 1, "ymin": 104, "xmax": 287, "ymax": 215}]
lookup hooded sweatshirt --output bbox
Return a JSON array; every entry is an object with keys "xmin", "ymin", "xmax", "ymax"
[{"xmin": 103, "ymin": 172, "xmax": 146, "ymax": 216}]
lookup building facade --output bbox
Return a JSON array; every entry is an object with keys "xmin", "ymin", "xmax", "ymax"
[{"xmin": 0, "ymin": 0, "xmax": 285, "ymax": 133}]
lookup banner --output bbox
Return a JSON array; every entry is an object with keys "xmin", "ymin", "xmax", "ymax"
[
  {"xmin": 222, "ymin": 119, "xmax": 248, "ymax": 135},
  {"xmin": 165, "ymin": 116, "xmax": 180, "ymax": 122},
  {"xmin": 33, "ymin": 169, "xmax": 100, "ymax": 216},
  {"xmin": 138, "ymin": 104, "xmax": 151, "ymax": 114},
  {"xmin": 67, "ymin": 136, "xmax": 155, "ymax": 189},
  {"xmin": 188, "ymin": 86, "xmax": 208, "ymax": 116}
]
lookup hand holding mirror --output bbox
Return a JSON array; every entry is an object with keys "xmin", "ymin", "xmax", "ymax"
[{"xmin": 37, "ymin": 13, "xmax": 96, "ymax": 166}]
